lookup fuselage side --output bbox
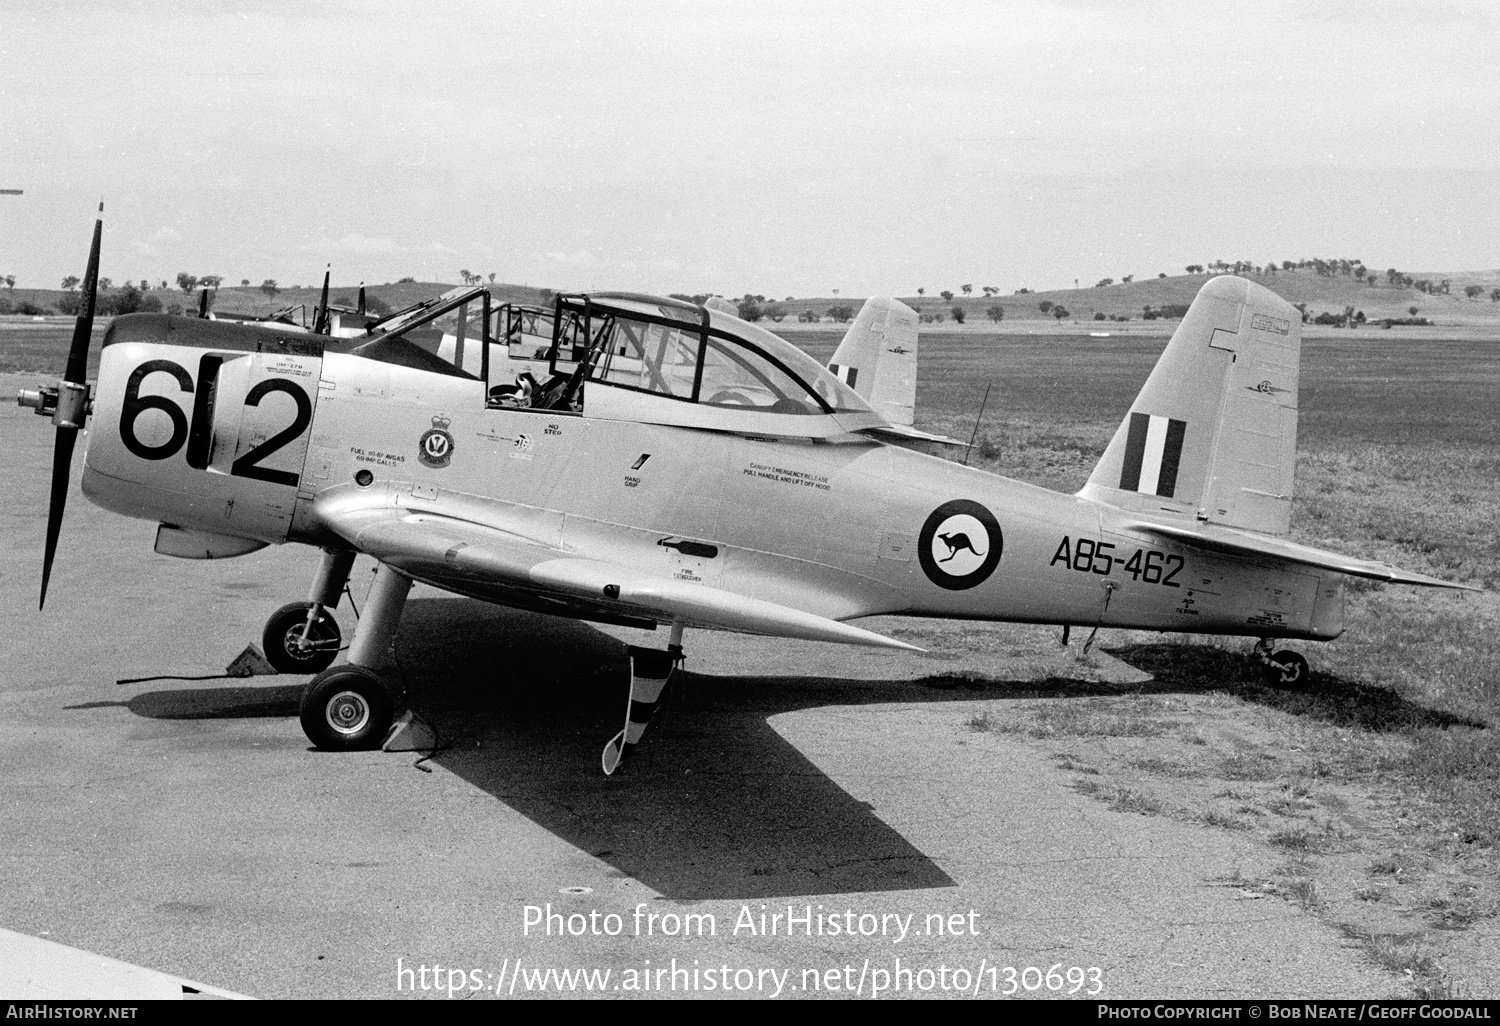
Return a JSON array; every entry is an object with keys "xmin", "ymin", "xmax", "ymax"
[{"xmin": 81, "ymin": 318, "xmax": 1345, "ymax": 642}]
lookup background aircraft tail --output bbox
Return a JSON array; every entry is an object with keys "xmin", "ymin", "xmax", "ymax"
[
  {"xmin": 1079, "ymin": 275, "xmax": 1300, "ymax": 536},
  {"xmin": 828, "ymin": 297, "xmax": 919, "ymax": 426}
]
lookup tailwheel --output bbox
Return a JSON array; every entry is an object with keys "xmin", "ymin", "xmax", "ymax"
[
  {"xmin": 263, "ymin": 602, "xmax": 342, "ymax": 674},
  {"xmin": 1264, "ymin": 650, "xmax": 1310, "ymax": 687},
  {"xmin": 300, "ymin": 665, "xmax": 394, "ymax": 751}
]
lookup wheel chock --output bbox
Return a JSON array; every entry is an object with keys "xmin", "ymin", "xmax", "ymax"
[
  {"xmin": 225, "ymin": 643, "xmax": 278, "ymax": 678},
  {"xmin": 383, "ymin": 709, "xmax": 439, "ymax": 753}
]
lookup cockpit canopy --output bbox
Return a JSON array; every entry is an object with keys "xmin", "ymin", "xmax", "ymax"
[
  {"xmin": 544, "ymin": 293, "xmax": 873, "ymax": 416},
  {"xmin": 357, "ymin": 287, "xmax": 876, "ymax": 424}
]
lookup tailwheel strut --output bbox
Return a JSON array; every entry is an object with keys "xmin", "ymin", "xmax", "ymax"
[{"xmin": 1252, "ymin": 638, "xmax": 1309, "ymax": 687}]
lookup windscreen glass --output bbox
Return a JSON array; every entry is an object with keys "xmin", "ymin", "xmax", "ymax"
[
  {"xmin": 704, "ymin": 311, "xmax": 872, "ymax": 415},
  {"xmin": 698, "ymin": 334, "xmax": 822, "ymax": 414},
  {"xmin": 378, "ymin": 289, "xmax": 489, "ymax": 378}
]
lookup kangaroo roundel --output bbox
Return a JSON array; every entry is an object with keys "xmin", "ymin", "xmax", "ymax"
[{"xmin": 918, "ymin": 499, "xmax": 1003, "ymax": 590}]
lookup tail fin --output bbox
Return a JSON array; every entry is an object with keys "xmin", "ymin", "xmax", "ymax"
[
  {"xmin": 828, "ymin": 297, "xmax": 919, "ymax": 426},
  {"xmin": 1079, "ymin": 276, "xmax": 1300, "ymax": 536}
]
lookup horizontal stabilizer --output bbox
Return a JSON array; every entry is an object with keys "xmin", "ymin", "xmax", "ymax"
[
  {"xmin": 1126, "ymin": 521, "xmax": 1477, "ymax": 590},
  {"xmin": 860, "ymin": 422, "xmax": 969, "ymax": 448}
]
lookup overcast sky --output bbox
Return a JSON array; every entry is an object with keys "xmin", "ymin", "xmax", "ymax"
[{"xmin": 3, "ymin": 0, "xmax": 1497, "ymax": 297}]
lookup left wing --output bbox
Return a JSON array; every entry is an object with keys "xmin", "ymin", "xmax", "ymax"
[
  {"xmin": 321, "ymin": 503, "xmax": 921, "ymax": 650},
  {"xmin": 1126, "ymin": 520, "xmax": 1476, "ymax": 590}
]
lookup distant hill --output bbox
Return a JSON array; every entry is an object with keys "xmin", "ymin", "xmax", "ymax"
[
  {"xmin": 0, "ymin": 280, "xmax": 556, "ymax": 321},
  {"xmin": 768, "ymin": 269, "xmax": 1500, "ymax": 327},
  {"xmin": 7, "ymin": 269, "xmax": 1500, "ymax": 327}
]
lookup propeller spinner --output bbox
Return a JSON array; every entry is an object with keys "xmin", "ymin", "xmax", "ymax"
[{"xmin": 16, "ymin": 204, "xmax": 103, "ymax": 609}]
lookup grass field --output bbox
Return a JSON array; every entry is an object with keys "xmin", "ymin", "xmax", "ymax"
[
  {"xmin": 799, "ymin": 326, "xmax": 1500, "ymax": 995},
  {"xmin": 6, "ymin": 320, "xmax": 1497, "ymax": 993}
]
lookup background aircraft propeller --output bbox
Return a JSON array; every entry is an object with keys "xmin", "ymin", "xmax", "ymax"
[
  {"xmin": 38, "ymin": 204, "xmax": 103, "ymax": 609},
  {"xmin": 312, "ymin": 265, "xmax": 331, "ymax": 334}
]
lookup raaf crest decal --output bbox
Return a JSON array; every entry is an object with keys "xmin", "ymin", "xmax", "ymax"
[
  {"xmin": 918, "ymin": 499, "xmax": 1003, "ymax": 590},
  {"xmin": 418, "ymin": 415, "xmax": 455, "ymax": 468}
]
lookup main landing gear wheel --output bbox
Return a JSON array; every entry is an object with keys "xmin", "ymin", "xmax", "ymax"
[
  {"xmin": 263, "ymin": 602, "xmax": 342, "ymax": 674},
  {"xmin": 1265, "ymin": 650, "xmax": 1310, "ymax": 687},
  {"xmin": 299, "ymin": 666, "xmax": 394, "ymax": 751}
]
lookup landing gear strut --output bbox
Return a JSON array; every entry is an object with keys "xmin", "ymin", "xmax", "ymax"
[
  {"xmin": 1252, "ymin": 638, "xmax": 1309, "ymax": 687},
  {"xmin": 299, "ymin": 560, "xmax": 412, "ymax": 751}
]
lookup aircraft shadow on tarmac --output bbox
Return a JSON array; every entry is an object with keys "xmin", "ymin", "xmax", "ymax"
[
  {"xmin": 385, "ymin": 599, "xmax": 972, "ymax": 901},
  {"xmin": 97, "ymin": 598, "xmax": 1481, "ymax": 900}
]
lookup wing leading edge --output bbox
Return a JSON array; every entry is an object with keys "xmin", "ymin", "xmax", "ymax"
[
  {"xmin": 323, "ymin": 505, "xmax": 921, "ymax": 650},
  {"xmin": 1126, "ymin": 521, "xmax": 1476, "ymax": 590}
]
